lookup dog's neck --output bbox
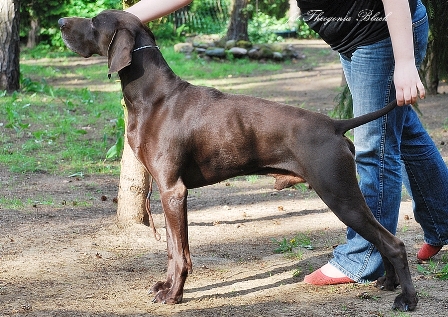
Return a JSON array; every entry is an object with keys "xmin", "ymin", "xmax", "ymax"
[
  {"xmin": 131, "ymin": 31, "xmax": 160, "ymax": 55},
  {"xmin": 118, "ymin": 32, "xmax": 187, "ymax": 113}
]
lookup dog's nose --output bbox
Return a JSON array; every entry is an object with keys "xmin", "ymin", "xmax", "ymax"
[{"xmin": 58, "ymin": 18, "xmax": 67, "ymax": 29}]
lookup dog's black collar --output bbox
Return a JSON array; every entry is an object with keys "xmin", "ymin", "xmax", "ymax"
[{"xmin": 133, "ymin": 45, "xmax": 160, "ymax": 52}]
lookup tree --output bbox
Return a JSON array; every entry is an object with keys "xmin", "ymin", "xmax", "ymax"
[
  {"xmin": 226, "ymin": 0, "xmax": 251, "ymax": 41},
  {"xmin": 288, "ymin": 0, "xmax": 300, "ymax": 30},
  {"xmin": 0, "ymin": 0, "xmax": 20, "ymax": 92},
  {"xmin": 20, "ymin": 0, "xmax": 68, "ymax": 48},
  {"xmin": 116, "ymin": 0, "xmax": 150, "ymax": 226},
  {"xmin": 421, "ymin": 0, "xmax": 448, "ymax": 94}
]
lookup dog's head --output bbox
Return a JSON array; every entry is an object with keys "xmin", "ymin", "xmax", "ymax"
[{"xmin": 58, "ymin": 10, "xmax": 155, "ymax": 75}]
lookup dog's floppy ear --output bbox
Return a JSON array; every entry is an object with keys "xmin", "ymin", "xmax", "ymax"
[{"xmin": 107, "ymin": 29, "xmax": 135, "ymax": 77}]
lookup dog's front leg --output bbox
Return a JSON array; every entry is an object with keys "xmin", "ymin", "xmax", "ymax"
[
  {"xmin": 151, "ymin": 181, "xmax": 192, "ymax": 304},
  {"xmin": 375, "ymin": 255, "xmax": 400, "ymax": 291}
]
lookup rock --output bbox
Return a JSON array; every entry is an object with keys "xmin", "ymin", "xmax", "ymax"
[
  {"xmin": 214, "ymin": 38, "xmax": 227, "ymax": 48},
  {"xmin": 194, "ymin": 47, "xmax": 207, "ymax": 55},
  {"xmin": 176, "ymin": 40, "xmax": 299, "ymax": 62},
  {"xmin": 269, "ymin": 43, "xmax": 284, "ymax": 52},
  {"xmin": 259, "ymin": 45, "xmax": 274, "ymax": 59},
  {"xmin": 248, "ymin": 45, "xmax": 273, "ymax": 60},
  {"xmin": 236, "ymin": 40, "xmax": 252, "ymax": 49},
  {"xmin": 205, "ymin": 48, "xmax": 226, "ymax": 58},
  {"xmin": 225, "ymin": 40, "xmax": 236, "ymax": 49},
  {"xmin": 282, "ymin": 44, "xmax": 306, "ymax": 60},
  {"xmin": 228, "ymin": 47, "xmax": 247, "ymax": 58},
  {"xmin": 248, "ymin": 48, "xmax": 260, "ymax": 59},
  {"xmin": 193, "ymin": 42, "xmax": 209, "ymax": 49},
  {"xmin": 173, "ymin": 43, "xmax": 194, "ymax": 54},
  {"xmin": 273, "ymin": 52, "xmax": 284, "ymax": 61}
]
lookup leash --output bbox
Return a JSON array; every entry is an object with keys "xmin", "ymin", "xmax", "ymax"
[
  {"xmin": 133, "ymin": 45, "xmax": 160, "ymax": 52},
  {"xmin": 145, "ymin": 175, "xmax": 161, "ymax": 241}
]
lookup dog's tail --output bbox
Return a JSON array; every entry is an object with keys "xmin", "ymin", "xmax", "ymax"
[{"xmin": 334, "ymin": 100, "xmax": 397, "ymax": 135}]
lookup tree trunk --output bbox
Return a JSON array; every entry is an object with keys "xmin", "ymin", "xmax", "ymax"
[
  {"xmin": 116, "ymin": 105, "xmax": 150, "ymax": 225},
  {"xmin": 26, "ymin": 17, "xmax": 39, "ymax": 48},
  {"xmin": 226, "ymin": 0, "xmax": 250, "ymax": 41},
  {"xmin": 420, "ymin": 0, "xmax": 448, "ymax": 94},
  {"xmin": 117, "ymin": 0, "xmax": 150, "ymax": 226},
  {"xmin": 288, "ymin": 0, "xmax": 300, "ymax": 30},
  {"xmin": 422, "ymin": 39, "xmax": 439, "ymax": 95},
  {"xmin": 0, "ymin": 0, "xmax": 20, "ymax": 92}
]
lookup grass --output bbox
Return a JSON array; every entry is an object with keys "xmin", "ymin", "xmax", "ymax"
[
  {"xmin": 1, "ymin": 84, "xmax": 122, "ymax": 175},
  {"xmin": 0, "ymin": 197, "xmax": 25, "ymax": 209},
  {"xmin": 0, "ymin": 195, "xmax": 94, "ymax": 210},
  {"xmin": 417, "ymin": 256, "xmax": 448, "ymax": 280},
  {"xmin": 272, "ymin": 233, "xmax": 314, "ymax": 254}
]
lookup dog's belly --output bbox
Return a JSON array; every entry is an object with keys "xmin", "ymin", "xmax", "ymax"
[{"xmin": 182, "ymin": 156, "xmax": 304, "ymax": 190}]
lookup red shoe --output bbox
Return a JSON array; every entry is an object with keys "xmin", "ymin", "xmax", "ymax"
[
  {"xmin": 304, "ymin": 268, "xmax": 354, "ymax": 285},
  {"xmin": 417, "ymin": 243, "xmax": 443, "ymax": 261}
]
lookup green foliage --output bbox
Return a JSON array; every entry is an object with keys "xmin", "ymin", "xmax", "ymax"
[
  {"xmin": 20, "ymin": 0, "xmax": 319, "ymax": 49},
  {"xmin": 295, "ymin": 18, "xmax": 319, "ymax": 39},
  {"xmin": 417, "ymin": 259, "xmax": 448, "ymax": 280},
  {"xmin": 256, "ymin": 0, "xmax": 290, "ymax": 19},
  {"xmin": 330, "ymin": 84, "xmax": 353, "ymax": 119},
  {"xmin": 3, "ymin": 95, "xmax": 31, "ymax": 134},
  {"xmin": 106, "ymin": 114, "xmax": 125, "ymax": 159},
  {"xmin": 272, "ymin": 234, "xmax": 314, "ymax": 254},
  {"xmin": 163, "ymin": 0, "xmax": 230, "ymax": 36},
  {"xmin": 162, "ymin": 46, "xmax": 282, "ymax": 80},
  {"xmin": 65, "ymin": 0, "xmax": 122, "ymax": 16},
  {"xmin": 148, "ymin": 20, "xmax": 184, "ymax": 43},
  {"xmin": 248, "ymin": 12, "xmax": 318, "ymax": 43},
  {"xmin": 248, "ymin": 12, "xmax": 288, "ymax": 43},
  {"xmin": 1, "ymin": 58, "xmax": 122, "ymax": 174},
  {"xmin": 20, "ymin": 0, "xmax": 70, "ymax": 37},
  {"xmin": 20, "ymin": 0, "xmax": 122, "ymax": 48}
]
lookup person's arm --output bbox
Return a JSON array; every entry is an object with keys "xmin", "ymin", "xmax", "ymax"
[
  {"xmin": 382, "ymin": 0, "xmax": 425, "ymax": 106},
  {"xmin": 125, "ymin": 0, "xmax": 192, "ymax": 23}
]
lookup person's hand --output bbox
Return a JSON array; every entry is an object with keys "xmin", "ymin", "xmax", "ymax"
[{"xmin": 393, "ymin": 60, "xmax": 425, "ymax": 106}]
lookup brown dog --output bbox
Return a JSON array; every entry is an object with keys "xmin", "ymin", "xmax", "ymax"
[{"xmin": 59, "ymin": 10, "xmax": 417, "ymax": 310}]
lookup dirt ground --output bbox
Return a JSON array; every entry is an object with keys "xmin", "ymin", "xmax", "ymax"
[{"xmin": 1, "ymin": 40, "xmax": 448, "ymax": 316}]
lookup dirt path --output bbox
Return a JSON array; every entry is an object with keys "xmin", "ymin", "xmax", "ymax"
[{"xmin": 1, "ymin": 40, "xmax": 448, "ymax": 316}]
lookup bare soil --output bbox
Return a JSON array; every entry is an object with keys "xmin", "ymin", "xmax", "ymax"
[{"xmin": 1, "ymin": 40, "xmax": 448, "ymax": 317}]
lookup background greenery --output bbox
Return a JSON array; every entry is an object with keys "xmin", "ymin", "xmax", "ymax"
[
  {"xmin": 20, "ymin": 0, "xmax": 122, "ymax": 47},
  {"xmin": 20, "ymin": 0, "xmax": 317, "ymax": 49}
]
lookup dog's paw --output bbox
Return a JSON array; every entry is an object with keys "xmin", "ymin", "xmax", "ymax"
[
  {"xmin": 150, "ymin": 281, "xmax": 182, "ymax": 304},
  {"xmin": 151, "ymin": 289, "xmax": 182, "ymax": 304},
  {"xmin": 151, "ymin": 280, "xmax": 171, "ymax": 293},
  {"xmin": 392, "ymin": 292, "xmax": 418, "ymax": 311},
  {"xmin": 375, "ymin": 275, "xmax": 399, "ymax": 291}
]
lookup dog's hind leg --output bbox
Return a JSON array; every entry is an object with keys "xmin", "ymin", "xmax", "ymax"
[
  {"xmin": 151, "ymin": 180, "xmax": 192, "ymax": 304},
  {"xmin": 326, "ymin": 195, "xmax": 417, "ymax": 310},
  {"xmin": 307, "ymin": 151, "xmax": 417, "ymax": 311}
]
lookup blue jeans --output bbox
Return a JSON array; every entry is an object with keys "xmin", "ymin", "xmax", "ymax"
[{"xmin": 330, "ymin": 1, "xmax": 448, "ymax": 283}]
